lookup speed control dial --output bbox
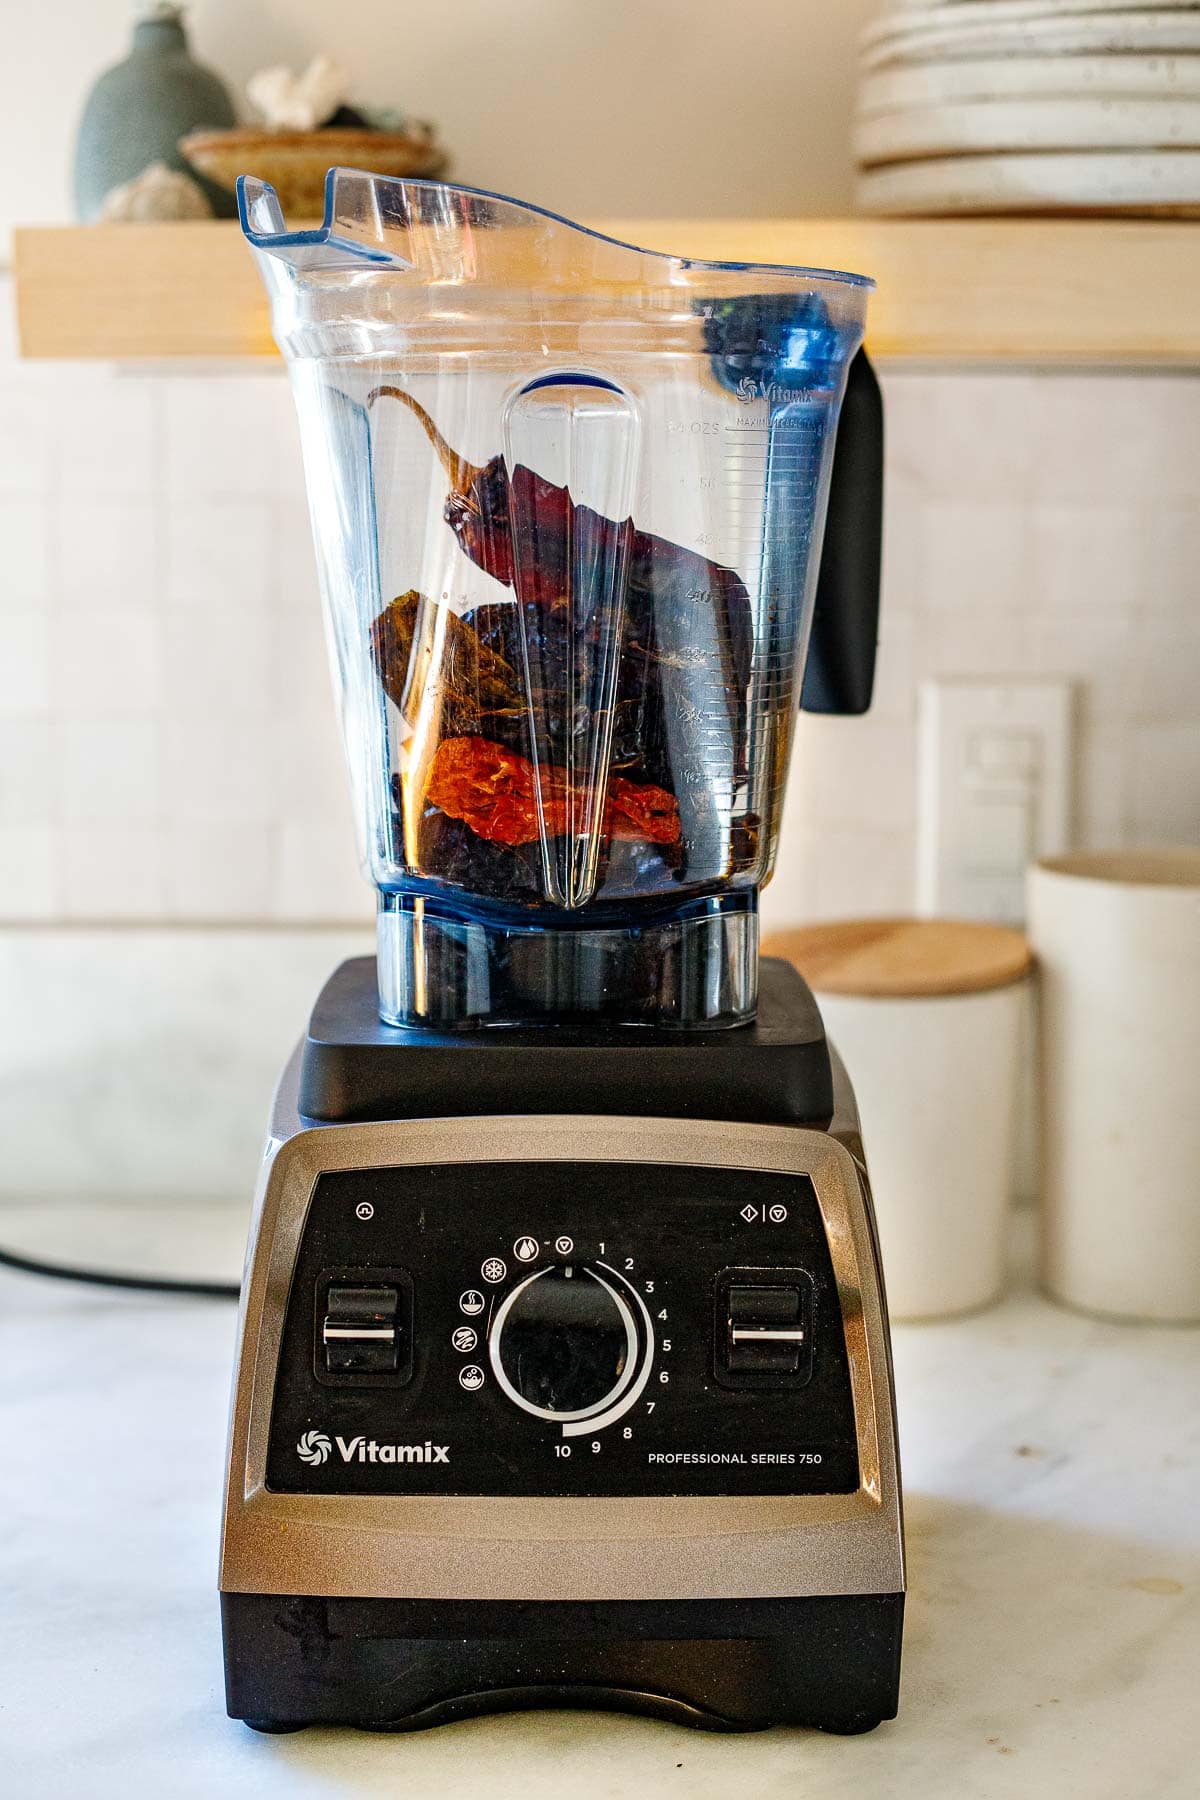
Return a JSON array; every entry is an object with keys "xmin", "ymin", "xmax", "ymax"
[{"xmin": 488, "ymin": 1263, "xmax": 653, "ymax": 1432}]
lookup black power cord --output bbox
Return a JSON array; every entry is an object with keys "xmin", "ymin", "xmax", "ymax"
[{"xmin": 0, "ymin": 1243, "xmax": 239, "ymax": 1300}]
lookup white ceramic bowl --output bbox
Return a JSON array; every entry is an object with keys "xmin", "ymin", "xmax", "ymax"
[
  {"xmin": 857, "ymin": 52, "xmax": 1200, "ymax": 116},
  {"xmin": 856, "ymin": 95, "xmax": 1200, "ymax": 163},
  {"xmin": 856, "ymin": 147, "xmax": 1200, "ymax": 213},
  {"xmin": 862, "ymin": 10, "xmax": 1200, "ymax": 74}
]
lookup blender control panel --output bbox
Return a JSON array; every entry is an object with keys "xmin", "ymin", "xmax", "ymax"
[{"xmin": 265, "ymin": 1162, "xmax": 860, "ymax": 1498}]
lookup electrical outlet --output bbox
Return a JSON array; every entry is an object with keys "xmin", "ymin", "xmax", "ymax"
[{"xmin": 917, "ymin": 679, "xmax": 1072, "ymax": 922}]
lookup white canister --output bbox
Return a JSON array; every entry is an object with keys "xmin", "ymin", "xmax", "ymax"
[
  {"xmin": 1029, "ymin": 849, "xmax": 1200, "ymax": 1323},
  {"xmin": 766, "ymin": 921, "xmax": 1031, "ymax": 1321}
]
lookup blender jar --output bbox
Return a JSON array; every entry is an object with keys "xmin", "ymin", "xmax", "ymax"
[{"xmin": 240, "ymin": 172, "xmax": 872, "ymax": 1029}]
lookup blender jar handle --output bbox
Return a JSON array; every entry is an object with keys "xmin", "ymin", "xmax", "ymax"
[{"xmin": 799, "ymin": 349, "xmax": 883, "ymax": 716}]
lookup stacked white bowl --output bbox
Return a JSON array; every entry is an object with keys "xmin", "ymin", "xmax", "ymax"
[{"xmin": 856, "ymin": 0, "xmax": 1200, "ymax": 214}]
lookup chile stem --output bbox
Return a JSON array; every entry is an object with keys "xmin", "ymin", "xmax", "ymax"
[{"xmin": 366, "ymin": 385, "xmax": 476, "ymax": 492}]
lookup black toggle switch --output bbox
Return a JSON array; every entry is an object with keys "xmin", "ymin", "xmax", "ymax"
[
  {"xmin": 313, "ymin": 1267, "xmax": 413, "ymax": 1387},
  {"xmin": 322, "ymin": 1284, "xmax": 399, "ymax": 1374},
  {"xmin": 714, "ymin": 1268, "xmax": 814, "ymax": 1389},
  {"xmin": 727, "ymin": 1285, "xmax": 804, "ymax": 1373}
]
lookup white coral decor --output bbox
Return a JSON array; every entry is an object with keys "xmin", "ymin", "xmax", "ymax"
[
  {"xmin": 247, "ymin": 55, "xmax": 351, "ymax": 132},
  {"xmin": 98, "ymin": 162, "xmax": 213, "ymax": 221}
]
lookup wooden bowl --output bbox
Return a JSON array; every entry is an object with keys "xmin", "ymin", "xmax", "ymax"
[{"xmin": 181, "ymin": 127, "xmax": 448, "ymax": 218}]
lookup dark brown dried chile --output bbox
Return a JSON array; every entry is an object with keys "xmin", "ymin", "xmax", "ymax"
[{"xmin": 369, "ymin": 389, "xmax": 755, "ymax": 895}]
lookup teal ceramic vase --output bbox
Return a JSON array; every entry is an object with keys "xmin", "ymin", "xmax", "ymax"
[{"xmin": 73, "ymin": 4, "xmax": 238, "ymax": 220}]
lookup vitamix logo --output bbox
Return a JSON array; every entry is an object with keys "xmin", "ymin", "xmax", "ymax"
[
  {"xmin": 736, "ymin": 377, "xmax": 809, "ymax": 404},
  {"xmin": 296, "ymin": 1430, "xmax": 449, "ymax": 1466},
  {"xmin": 296, "ymin": 1430, "xmax": 331, "ymax": 1465}
]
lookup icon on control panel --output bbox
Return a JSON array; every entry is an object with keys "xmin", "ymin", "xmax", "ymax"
[
  {"xmin": 554, "ymin": 1235, "xmax": 574, "ymax": 1256},
  {"xmin": 740, "ymin": 1204, "xmax": 758, "ymax": 1223},
  {"xmin": 459, "ymin": 1290, "xmax": 485, "ymax": 1316},
  {"xmin": 458, "ymin": 1364, "xmax": 485, "ymax": 1392},
  {"xmin": 355, "ymin": 1202, "xmax": 374, "ymax": 1221},
  {"xmin": 514, "ymin": 1236, "xmax": 539, "ymax": 1263},
  {"xmin": 769, "ymin": 1204, "xmax": 788, "ymax": 1224},
  {"xmin": 481, "ymin": 1257, "xmax": 507, "ymax": 1284},
  {"xmin": 451, "ymin": 1326, "xmax": 478, "ymax": 1353}
]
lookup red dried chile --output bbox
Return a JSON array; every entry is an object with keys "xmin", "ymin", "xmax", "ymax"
[
  {"xmin": 425, "ymin": 736, "xmax": 680, "ymax": 848},
  {"xmin": 367, "ymin": 387, "xmax": 753, "ymax": 788}
]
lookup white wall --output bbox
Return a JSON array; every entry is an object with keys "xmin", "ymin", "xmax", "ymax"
[
  {"xmin": 4, "ymin": 342, "xmax": 1198, "ymax": 1198},
  {"xmin": 3, "ymin": 325, "xmax": 1199, "ymax": 1198},
  {"xmin": 3, "ymin": 288, "xmax": 1197, "ymax": 937},
  {"xmin": 2, "ymin": 0, "xmax": 878, "ymax": 246},
  {"xmin": 769, "ymin": 368, "xmax": 1200, "ymax": 922}
]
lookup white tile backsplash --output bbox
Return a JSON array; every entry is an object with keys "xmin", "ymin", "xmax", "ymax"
[
  {"xmin": 1137, "ymin": 503, "xmax": 1200, "ymax": 609},
  {"xmin": 164, "ymin": 492, "xmax": 273, "ymax": 610},
  {"xmin": 1029, "ymin": 501, "xmax": 1140, "ymax": 612},
  {"xmin": 0, "ymin": 611, "xmax": 50, "ymax": 714},
  {"xmin": 272, "ymin": 495, "xmax": 324, "ymax": 616},
  {"xmin": 920, "ymin": 499, "xmax": 1033, "ymax": 613},
  {"xmin": 791, "ymin": 714, "xmax": 917, "ymax": 831},
  {"xmin": 269, "ymin": 606, "xmax": 339, "ymax": 720},
  {"xmin": 1074, "ymin": 723, "xmax": 1129, "ymax": 849},
  {"xmin": 162, "ymin": 606, "xmax": 273, "ymax": 717},
  {"xmin": 0, "ymin": 494, "xmax": 51, "ymax": 606},
  {"xmin": 0, "ymin": 716, "xmax": 53, "ymax": 825},
  {"xmin": 55, "ymin": 493, "xmax": 159, "ymax": 611},
  {"xmin": 161, "ymin": 822, "xmax": 275, "ymax": 920},
  {"xmin": 912, "ymin": 603, "xmax": 1028, "ymax": 680},
  {"xmin": 1128, "ymin": 722, "xmax": 1200, "ymax": 842},
  {"xmin": 49, "ymin": 608, "xmax": 162, "ymax": 714},
  {"xmin": 1020, "ymin": 371, "xmax": 1160, "ymax": 504},
  {"xmin": 770, "ymin": 822, "xmax": 915, "ymax": 924},
  {"xmin": 1142, "ymin": 377, "xmax": 1200, "ymax": 504},
  {"xmin": 269, "ymin": 703, "xmax": 358, "ymax": 823},
  {"xmin": 56, "ymin": 717, "xmax": 160, "ymax": 825},
  {"xmin": 0, "ymin": 825, "xmax": 57, "ymax": 918},
  {"xmin": 885, "ymin": 369, "xmax": 1044, "ymax": 503},
  {"xmin": 1114, "ymin": 612, "xmax": 1200, "ymax": 725},
  {"xmin": 161, "ymin": 713, "xmax": 275, "ymax": 826},
  {"xmin": 52, "ymin": 373, "xmax": 162, "ymax": 497},
  {"xmin": 272, "ymin": 817, "xmax": 374, "ymax": 924},
  {"xmin": 0, "ymin": 377, "xmax": 54, "ymax": 494},
  {"xmin": 164, "ymin": 374, "xmax": 305, "ymax": 499},
  {"xmin": 59, "ymin": 825, "xmax": 167, "ymax": 919},
  {"xmin": 865, "ymin": 606, "xmax": 917, "ymax": 722},
  {"xmin": 0, "ymin": 341, "xmax": 1196, "ymax": 933},
  {"xmin": 1020, "ymin": 607, "xmax": 1135, "ymax": 726}
]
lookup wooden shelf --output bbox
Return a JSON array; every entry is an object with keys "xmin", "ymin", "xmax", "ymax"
[{"xmin": 13, "ymin": 216, "xmax": 1200, "ymax": 364}]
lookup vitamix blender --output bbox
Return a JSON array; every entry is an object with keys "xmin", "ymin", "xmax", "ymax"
[{"xmin": 220, "ymin": 172, "xmax": 903, "ymax": 1735}]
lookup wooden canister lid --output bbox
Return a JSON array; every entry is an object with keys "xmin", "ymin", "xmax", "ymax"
[{"xmin": 764, "ymin": 917, "xmax": 1033, "ymax": 999}]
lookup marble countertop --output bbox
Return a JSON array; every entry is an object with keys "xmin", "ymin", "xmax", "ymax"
[{"xmin": 3, "ymin": 1199, "xmax": 1196, "ymax": 1800}]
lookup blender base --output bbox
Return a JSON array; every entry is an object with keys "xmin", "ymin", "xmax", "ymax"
[
  {"xmin": 220, "ymin": 957, "xmax": 904, "ymax": 1739},
  {"xmin": 299, "ymin": 954, "xmax": 834, "ymax": 1126},
  {"xmin": 223, "ymin": 1591, "xmax": 904, "ymax": 1735}
]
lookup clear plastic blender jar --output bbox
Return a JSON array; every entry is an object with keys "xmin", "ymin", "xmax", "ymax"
[{"xmin": 240, "ymin": 172, "xmax": 872, "ymax": 1029}]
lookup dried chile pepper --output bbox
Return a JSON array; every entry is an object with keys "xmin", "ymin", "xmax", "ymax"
[
  {"xmin": 371, "ymin": 588, "xmax": 654, "ymax": 776},
  {"xmin": 366, "ymin": 387, "xmax": 752, "ymax": 794},
  {"xmin": 395, "ymin": 784, "xmax": 679, "ymax": 906},
  {"xmin": 371, "ymin": 589, "xmax": 530, "ymax": 747},
  {"xmin": 367, "ymin": 388, "xmax": 758, "ymax": 902},
  {"xmin": 424, "ymin": 735, "xmax": 680, "ymax": 848}
]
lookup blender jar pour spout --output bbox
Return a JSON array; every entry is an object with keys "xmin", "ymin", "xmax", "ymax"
[{"xmin": 237, "ymin": 168, "xmax": 658, "ymax": 284}]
